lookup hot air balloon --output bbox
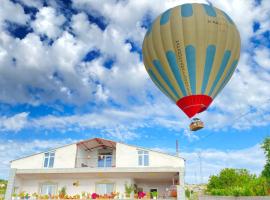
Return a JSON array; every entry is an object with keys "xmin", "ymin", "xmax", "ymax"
[{"xmin": 142, "ymin": 3, "xmax": 241, "ymax": 131}]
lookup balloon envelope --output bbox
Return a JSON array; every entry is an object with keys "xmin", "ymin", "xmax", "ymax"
[{"xmin": 142, "ymin": 3, "xmax": 241, "ymax": 118}]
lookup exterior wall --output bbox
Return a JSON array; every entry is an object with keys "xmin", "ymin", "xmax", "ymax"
[
  {"xmin": 11, "ymin": 144, "xmax": 77, "ymax": 169},
  {"xmin": 10, "ymin": 140, "xmax": 183, "ymax": 170},
  {"xmin": 115, "ymin": 143, "xmax": 184, "ymax": 168},
  {"xmin": 18, "ymin": 177, "xmax": 133, "ymax": 198},
  {"xmin": 11, "ymin": 153, "xmax": 44, "ymax": 169},
  {"xmin": 53, "ymin": 144, "xmax": 77, "ymax": 168},
  {"xmin": 76, "ymin": 146, "xmax": 116, "ymax": 168},
  {"xmin": 136, "ymin": 182, "xmax": 171, "ymax": 198}
]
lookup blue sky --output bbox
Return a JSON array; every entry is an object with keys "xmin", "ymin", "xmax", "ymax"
[{"xmin": 0, "ymin": 0, "xmax": 270, "ymax": 183}]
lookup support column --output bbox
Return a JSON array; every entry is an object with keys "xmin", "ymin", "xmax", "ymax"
[
  {"xmin": 5, "ymin": 168, "xmax": 17, "ymax": 200},
  {"xmin": 177, "ymin": 169, "xmax": 185, "ymax": 200}
]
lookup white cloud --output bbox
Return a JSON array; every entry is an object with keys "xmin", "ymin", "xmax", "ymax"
[
  {"xmin": 31, "ymin": 7, "xmax": 66, "ymax": 39},
  {"xmin": 156, "ymin": 144, "xmax": 266, "ymax": 183},
  {"xmin": 18, "ymin": 0, "xmax": 43, "ymax": 8},
  {"xmin": 0, "ymin": 0, "xmax": 268, "ymax": 138},
  {"xmin": 254, "ymin": 47, "xmax": 270, "ymax": 71},
  {"xmin": 0, "ymin": 0, "xmax": 30, "ymax": 26},
  {"xmin": 0, "ymin": 138, "xmax": 75, "ymax": 179},
  {"xmin": 0, "ymin": 112, "xmax": 29, "ymax": 132}
]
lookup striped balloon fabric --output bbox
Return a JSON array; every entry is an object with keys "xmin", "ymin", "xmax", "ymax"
[{"xmin": 142, "ymin": 3, "xmax": 241, "ymax": 118}]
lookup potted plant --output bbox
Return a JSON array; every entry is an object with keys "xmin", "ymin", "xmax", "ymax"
[
  {"xmin": 138, "ymin": 191, "xmax": 146, "ymax": 199},
  {"xmin": 58, "ymin": 187, "xmax": 66, "ymax": 199},
  {"xmin": 91, "ymin": 192, "xmax": 98, "ymax": 199},
  {"xmin": 18, "ymin": 191, "xmax": 25, "ymax": 199},
  {"xmin": 150, "ymin": 191, "xmax": 158, "ymax": 199},
  {"xmin": 81, "ymin": 192, "xmax": 86, "ymax": 199},
  {"xmin": 125, "ymin": 184, "xmax": 134, "ymax": 198},
  {"xmin": 12, "ymin": 193, "xmax": 17, "ymax": 200},
  {"xmin": 32, "ymin": 192, "xmax": 38, "ymax": 200}
]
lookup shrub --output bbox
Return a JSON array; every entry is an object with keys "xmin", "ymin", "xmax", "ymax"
[{"xmin": 206, "ymin": 168, "xmax": 269, "ymax": 196}]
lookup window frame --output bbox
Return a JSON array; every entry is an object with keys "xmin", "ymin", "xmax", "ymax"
[
  {"xmin": 43, "ymin": 151, "xmax": 55, "ymax": 168},
  {"xmin": 138, "ymin": 150, "xmax": 149, "ymax": 166},
  {"xmin": 95, "ymin": 182, "xmax": 115, "ymax": 195},
  {"xmin": 39, "ymin": 182, "xmax": 58, "ymax": 195},
  {"xmin": 98, "ymin": 154, "xmax": 113, "ymax": 168}
]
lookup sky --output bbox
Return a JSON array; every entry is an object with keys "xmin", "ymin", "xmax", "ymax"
[{"xmin": 0, "ymin": 0, "xmax": 270, "ymax": 184}]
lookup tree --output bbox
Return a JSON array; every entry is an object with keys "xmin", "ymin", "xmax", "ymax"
[
  {"xmin": 261, "ymin": 137, "xmax": 270, "ymax": 184},
  {"xmin": 206, "ymin": 168, "xmax": 268, "ymax": 196}
]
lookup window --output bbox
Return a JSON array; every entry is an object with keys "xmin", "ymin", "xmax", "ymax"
[
  {"xmin": 138, "ymin": 150, "xmax": 149, "ymax": 166},
  {"xmin": 43, "ymin": 152, "xmax": 55, "ymax": 168},
  {"xmin": 98, "ymin": 155, "xmax": 112, "ymax": 167},
  {"xmin": 96, "ymin": 183, "xmax": 114, "ymax": 195},
  {"xmin": 40, "ymin": 183, "xmax": 57, "ymax": 195}
]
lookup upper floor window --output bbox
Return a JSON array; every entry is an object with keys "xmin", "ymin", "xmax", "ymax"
[
  {"xmin": 44, "ymin": 152, "xmax": 55, "ymax": 168},
  {"xmin": 98, "ymin": 154, "xmax": 112, "ymax": 167},
  {"xmin": 138, "ymin": 150, "xmax": 149, "ymax": 166}
]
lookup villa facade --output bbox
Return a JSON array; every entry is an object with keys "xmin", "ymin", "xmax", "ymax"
[{"xmin": 5, "ymin": 138, "xmax": 185, "ymax": 199}]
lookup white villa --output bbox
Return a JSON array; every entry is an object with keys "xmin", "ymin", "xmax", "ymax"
[{"xmin": 5, "ymin": 138, "xmax": 185, "ymax": 200}]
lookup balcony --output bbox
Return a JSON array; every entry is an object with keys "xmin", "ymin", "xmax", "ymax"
[{"xmin": 75, "ymin": 138, "xmax": 116, "ymax": 168}]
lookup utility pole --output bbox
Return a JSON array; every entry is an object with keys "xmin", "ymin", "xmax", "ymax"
[
  {"xmin": 176, "ymin": 139, "xmax": 179, "ymax": 157},
  {"xmin": 197, "ymin": 151, "xmax": 203, "ymax": 184}
]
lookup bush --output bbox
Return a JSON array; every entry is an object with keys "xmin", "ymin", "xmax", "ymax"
[{"xmin": 206, "ymin": 168, "xmax": 269, "ymax": 196}]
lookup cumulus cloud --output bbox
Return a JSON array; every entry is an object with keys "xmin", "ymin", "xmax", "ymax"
[
  {"xmin": 155, "ymin": 144, "xmax": 266, "ymax": 183},
  {"xmin": 0, "ymin": 112, "xmax": 28, "ymax": 132},
  {"xmin": 0, "ymin": 0, "xmax": 30, "ymax": 26},
  {"xmin": 31, "ymin": 7, "xmax": 66, "ymax": 39},
  {"xmin": 0, "ymin": 0, "xmax": 269, "ymax": 182},
  {"xmin": 0, "ymin": 0, "xmax": 268, "ymax": 131},
  {"xmin": 0, "ymin": 138, "xmax": 75, "ymax": 178}
]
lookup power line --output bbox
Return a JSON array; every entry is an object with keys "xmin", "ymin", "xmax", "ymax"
[{"xmin": 186, "ymin": 98, "xmax": 270, "ymax": 148}]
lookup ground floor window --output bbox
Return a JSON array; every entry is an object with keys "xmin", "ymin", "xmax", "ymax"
[
  {"xmin": 40, "ymin": 183, "xmax": 57, "ymax": 195},
  {"xmin": 96, "ymin": 183, "xmax": 114, "ymax": 195}
]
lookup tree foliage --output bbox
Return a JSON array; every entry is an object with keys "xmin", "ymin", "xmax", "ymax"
[
  {"xmin": 206, "ymin": 168, "xmax": 268, "ymax": 196},
  {"xmin": 261, "ymin": 137, "xmax": 270, "ymax": 184}
]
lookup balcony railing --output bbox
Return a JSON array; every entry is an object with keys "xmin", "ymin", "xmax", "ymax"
[{"xmin": 75, "ymin": 157, "xmax": 116, "ymax": 168}]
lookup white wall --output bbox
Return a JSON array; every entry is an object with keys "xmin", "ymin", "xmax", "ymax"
[
  {"xmin": 18, "ymin": 177, "xmax": 133, "ymax": 197},
  {"xmin": 11, "ymin": 153, "xmax": 44, "ymax": 169},
  {"xmin": 54, "ymin": 144, "xmax": 77, "ymax": 168},
  {"xmin": 11, "ymin": 144, "xmax": 77, "ymax": 169},
  {"xmin": 17, "ymin": 177, "xmax": 170, "ymax": 198},
  {"xmin": 116, "ymin": 143, "xmax": 184, "ymax": 168},
  {"xmin": 10, "ymin": 140, "xmax": 184, "ymax": 169}
]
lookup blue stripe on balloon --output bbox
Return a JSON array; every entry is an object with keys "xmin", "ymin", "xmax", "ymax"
[
  {"xmin": 146, "ymin": 23, "xmax": 152, "ymax": 36},
  {"xmin": 214, "ymin": 60, "xmax": 238, "ymax": 97},
  {"xmin": 185, "ymin": 45, "xmax": 196, "ymax": 94},
  {"xmin": 160, "ymin": 9, "xmax": 171, "ymax": 25},
  {"xmin": 201, "ymin": 45, "xmax": 216, "ymax": 94},
  {"xmin": 223, "ymin": 11, "xmax": 234, "ymax": 24},
  {"xmin": 148, "ymin": 69, "xmax": 173, "ymax": 100},
  {"xmin": 166, "ymin": 51, "xmax": 187, "ymax": 96},
  {"xmin": 152, "ymin": 60, "xmax": 180, "ymax": 99},
  {"xmin": 203, "ymin": 4, "xmax": 216, "ymax": 17},
  {"xmin": 209, "ymin": 50, "xmax": 231, "ymax": 96},
  {"xmin": 181, "ymin": 4, "xmax": 193, "ymax": 17}
]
